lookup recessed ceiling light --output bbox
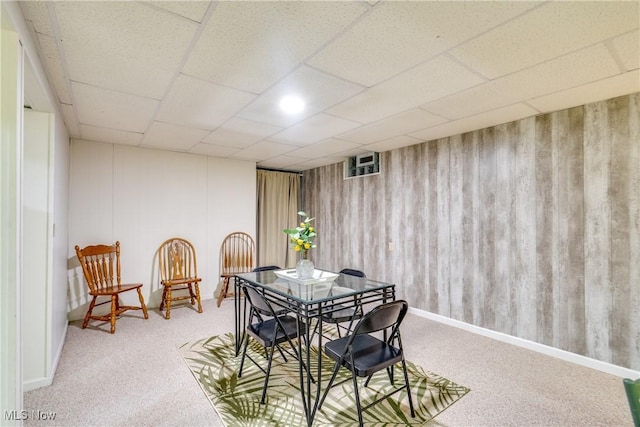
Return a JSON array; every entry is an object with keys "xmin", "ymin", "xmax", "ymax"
[{"xmin": 279, "ymin": 95, "xmax": 305, "ymax": 115}]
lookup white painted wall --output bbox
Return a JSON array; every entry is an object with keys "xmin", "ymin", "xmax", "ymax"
[
  {"xmin": 50, "ymin": 109, "xmax": 69, "ymax": 380},
  {"xmin": 68, "ymin": 140, "xmax": 256, "ymax": 320}
]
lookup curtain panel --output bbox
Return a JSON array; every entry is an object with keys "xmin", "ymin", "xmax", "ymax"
[{"xmin": 256, "ymin": 170, "xmax": 300, "ymax": 269}]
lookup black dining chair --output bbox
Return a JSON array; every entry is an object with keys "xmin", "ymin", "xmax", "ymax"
[
  {"xmin": 317, "ymin": 299, "xmax": 414, "ymax": 427},
  {"xmin": 238, "ymin": 283, "xmax": 309, "ymax": 404},
  {"xmin": 252, "ymin": 265, "xmax": 281, "ymax": 272},
  {"xmin": 314, "ymin": 268, "xmax": 366, "ymax": 340}
]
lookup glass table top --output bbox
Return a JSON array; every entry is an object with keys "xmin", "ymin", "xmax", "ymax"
[{"xmin": 236, "ymin": 269, "xmax": 394, "ymax": 305}]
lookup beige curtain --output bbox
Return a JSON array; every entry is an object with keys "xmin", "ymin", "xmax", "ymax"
[{"xmin": 256, "ymin": 170, "xmax": 300, "ymax": 269}]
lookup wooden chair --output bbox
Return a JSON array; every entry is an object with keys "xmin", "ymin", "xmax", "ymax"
[
  {"xmin": 157, "ymin": 237, "xmax": 203, "ymax": 319},
  {"xmin": 217, "ymin": 232, "xmax": 255, "ymax": 307},
  {"xmin": 75, "ymin": 241, "xmax": 149, "ymax": 334}
]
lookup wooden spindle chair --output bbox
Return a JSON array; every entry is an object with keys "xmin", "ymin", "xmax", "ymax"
[
  {"xmin": 75, "ymin": 241, "xmax": 149, "ymax": 334},
  {"xmin": 217, "ymin": 232, "xmax": 255, "ymax": 307},
  {"xmin": 157, "ymin": 237, "xmax": 203, "ymax": 319}
]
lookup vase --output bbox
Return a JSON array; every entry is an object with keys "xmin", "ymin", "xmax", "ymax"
[{"xmin": 296, "ymin": 252, "xmax": 314, "ymax": 279}]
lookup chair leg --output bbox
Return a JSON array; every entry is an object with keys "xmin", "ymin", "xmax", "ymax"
[
  {"xmin": 194, "ymin": 283, "xmax": 203, "ymax": 313},
  {"xmin": 82, "ymin": 296, "xmax": 98, "ymax": 329},
  {"xmin": 318, "ymin": 360, "xmax": 343, "ymax": 410},
  {"xmin": 353, "ymin": 373, "xmax": 364, "ymax": 427},
  {"xmin": 160, "ymin": 286, "xmax": 167, "ymax": 311},
  {"xmin": 274, "ymin": 343, "xmax": 289, "ymax": 362},
  {"xmin": 165, "ymin": 287, "xmax": 172, "ymax": 319},
  {"xmin": 109, "ymin": 295, "xmax": 117, "ymax": 334},
  {"xmin": 238, "ymin": 334, "xmax": 251, "ymax": 378},
  {"xmin": 260, "ymin": 344, "xmax": 276, "ymax": 404},
  {"xmin": 137, "ymin": 288, "xmax": 149, "ymax": 319},
  {"xmin": 188, "ymin": 284, "xmax": 196, "ymax": 305},
  {"xmin": 217, "ymin": 277, "xmax": 230, "ymax": 307},
  {"xmin": 401, "ymin": 359, "xmax": 415, "ymax": 417},
  {"xmin": 309, "ymin": 319, "xmax": 320, "ymax": 342}
]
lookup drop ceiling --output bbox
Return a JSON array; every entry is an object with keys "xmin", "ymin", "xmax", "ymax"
[{"xmin": 18, "ymin": 1, "xmax": 640, "ymax": 172}]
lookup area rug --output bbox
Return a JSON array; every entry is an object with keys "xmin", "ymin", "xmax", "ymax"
[{"xmin": 179, "ymin": 332, "xmax": 469, "ymax": 426}]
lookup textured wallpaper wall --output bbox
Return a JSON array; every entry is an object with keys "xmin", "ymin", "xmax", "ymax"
[{"xmin": 304, "ymin": 92, "xmax": 640, "ymax": 370}]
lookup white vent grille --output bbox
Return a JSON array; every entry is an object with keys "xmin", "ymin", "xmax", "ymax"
[{"xmin": 344, "ymin": 152, "xmax": 381, "ymax": 179}]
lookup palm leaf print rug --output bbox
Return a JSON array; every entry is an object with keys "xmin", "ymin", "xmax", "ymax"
[{"xmin": 179, "ymin": 333, "xmax": 469, "ymax": 426}]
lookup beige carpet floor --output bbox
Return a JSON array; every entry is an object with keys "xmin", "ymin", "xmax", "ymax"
[{"xmin": 23, "ymin": 297, "xmax": 632, "ymax": 426}]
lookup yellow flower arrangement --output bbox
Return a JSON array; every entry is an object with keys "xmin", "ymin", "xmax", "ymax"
[{"xmin": 283, "ymin": 211, "xmax": 317, "ymax": 258}]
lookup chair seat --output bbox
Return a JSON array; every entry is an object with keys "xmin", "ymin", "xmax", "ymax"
[
  {"xmin": 162, "ymin": 277, "xmax": 202, "ymax": 286},
  {"xmin": 248, "ymin": 315, "xmax": 306, "ymax": 347},
  {"xmin": 90, "ymin": 283, "xmax": 142, "ymax": 296},
  {"xmin": 325, "ymin": 334, "xmax": 403, "ymax": 378}
]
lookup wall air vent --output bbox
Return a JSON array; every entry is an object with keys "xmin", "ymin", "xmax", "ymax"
[{"xmin": 344, "ymin": 152, "xmax": 381, "ymax": 179}]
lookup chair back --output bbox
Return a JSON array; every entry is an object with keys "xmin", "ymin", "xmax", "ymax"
[
  {"xmin": 75, "ymin": 242, "xmax": 121, "ymax": 292},
  {"xmin": 220, "ymin": 232, "xmax": 255, "ymax": 276},
  {"xmin": 353, "ymin": 300, "xmax": 408, "ymax": 336},
  {"xmin": 243, "ymin": 283, "xmax": 279, "ymax": 319},
  {"xmin": 158, "ymin": 237, "xmax": 198, "ymax": 281},
  {"xmin": 625, "ymin": 378, "xmax": 640, "ymax": 427},
  {"xmin": 253, "ymin": 265, "xmax": 281, "ymax": 272},
  {"xmin": 339, "ymin": 268, "xmax": 366, "ymax": 278}
]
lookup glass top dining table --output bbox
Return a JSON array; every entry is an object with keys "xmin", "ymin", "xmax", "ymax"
[{"xmin": 233, "ymin": 269, "xmax": 396, "ymax": 427}]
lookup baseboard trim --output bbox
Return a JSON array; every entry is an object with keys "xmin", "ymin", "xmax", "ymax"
[{"xmin": 409, "ymin": 307, "xmax": 640, "ymax": 379}]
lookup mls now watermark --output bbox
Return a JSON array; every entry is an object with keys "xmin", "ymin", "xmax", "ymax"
[{"xmin": 5, "ymin": 410, "xmax": 57, "ymax": 421}]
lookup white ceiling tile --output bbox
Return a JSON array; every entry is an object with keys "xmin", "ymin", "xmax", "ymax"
[
  {"xmin": 288, "ymin": 157, "xmax": 342, "ymax": 171},
  {"xmin": 23, "ymin": 0, "xmax": 640, "ymax": 172},
  {"xmin": 327, "ymin": 56, "xmax": 485, "ymax": 124},
  {"xmin": 610, "ymin": 30, "xmax": 640, "ymax": 71},
  {"xmin": 410, "ymin": 103, "xmax": 541, "ymax": 143},
  {"xmin": 156, "ymin": 74, "xmax": 256, "ymax": 131},
  {"xmin": 450, "ymin": 1, "xmax": 639, "ymax": 79},
  {"xmin": 189, "ymin": 143, "xmax": 241, "ymax": 158},
  {"xmin": 286, "ymin": 138, "xmax": 362, "ymax": 159},
  {"xmin": 423, "ymin": 44, "xmax": 621, "ymax": 120},
  {"xmin": 338, "ymin": 108, "xmax": 447, "ymax": 144},
  {"xmin": 72, "ymin": 82, "xmax": 158, "ymax": 133},
  {"xmin": 19, "ymin": 1, "xmax": 54, "ymax": 36},
  {"xmin": 309, "ymin": 1, "xmax": 539, "ymax": 87},
  {"xmin": 231, "ymin": 141, "xmax": 296, "ymax": 162},
  {"xmin": 364, "ymin": 135, "xmax": 423, "ymax": 153},
  {"xmin": 141, "ymin": 121, "xmax": 209, "ymax": 151},
  {"xmin": 202, "ymin": 118, "xmax": 282, "ymax": 149},
  {"xmin": 35, "ymin": 33, "xmax": 71, "ymax": 104},
  {"xmin": 182, "ymin": 1, "xmax": 368, "ymax": 93},
  {"xmin": 53, "ymin": 2, "xmax": 198, "ymax": 99},
  {"xmin": 236, "ymin": 66, "xmax": 365, "ymax": 128},
  {"xmin": 80, "ymin": 124, "xmax": 142, "ymax": 146},
  {"xmin": 331, "ymin": 146, "xmax": 373, "ymax": 159},
  {"xmin": 268, "ymin": 114, "xmax": 361, "ymax": 146},
  {"xmin": 147, "ymin": 1, "xmax": 211, "ymax": 23},
  {"xmin": 527, "ymin": 71, "xmax": 640, "ymax": 114}
]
